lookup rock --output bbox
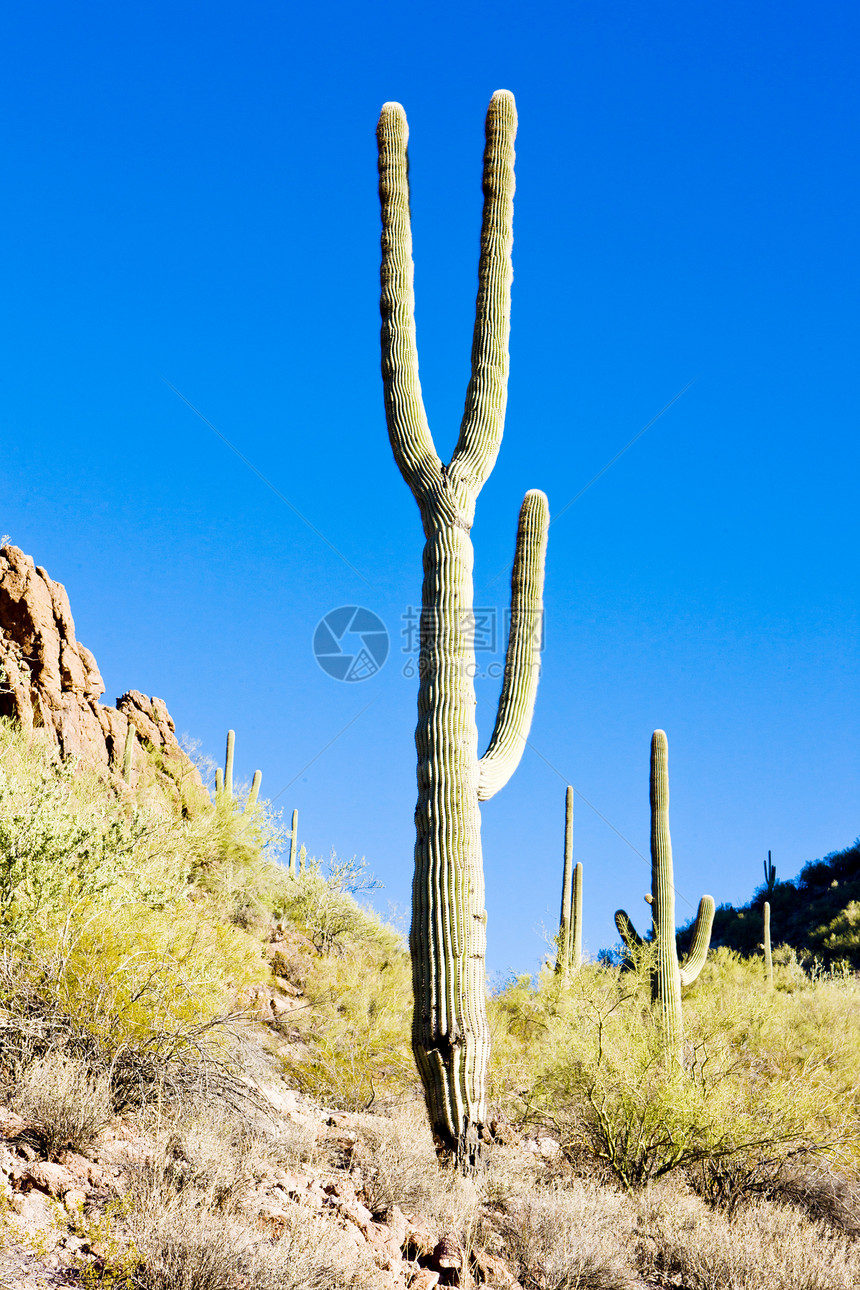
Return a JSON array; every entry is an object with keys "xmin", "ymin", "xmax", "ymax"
[
  {"xmin": 472, "ymin": 1250, "xmax": 518, "ymax": 1286},
  {"xmin": 431, "ymin": 1234, "xmax": 462, "ymax": 1271},
  {"xmin": 21, "ymin": 1161, "xmax": 77, "ymax": 1198},
  {"xmin": 408, "ymin": 1271, "xmax": 440, "ymax": 1289},
  {"xmin": 64, "ymin": 1189, "xmax": 87, "ymax": 1216},
  {"xmin": 0, "ymin": 543, "xmax": 206, "ymax": 813}
]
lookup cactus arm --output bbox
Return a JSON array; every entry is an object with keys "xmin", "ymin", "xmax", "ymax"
[
  {"xmin": 615, "ymin": 909, "xmax": 643, "ymax": 950},
  {"xmin": 477, "ymin": 490, "xmax": 549, "ymax": 800},
  {"xmin": 214, "ymin": 767, "xmax": 223, "ymax": 801},
  {"xmin": 651, "ymin": 730, "xmax": 684, "ymax": 1061},
  {"xmin": 289, "ymin": 808, "xmax": 298, "ymax": 877},
  {"xmin": 678, "ymin": 894, "xmax": 715, "ymax": 986},
  {"xmin": 763, "ymin": 900, "xmax": 774, "ymax": 989},
  {"xmin": 556, "ymin": 786, "xmax": 574, "ymax": 975},
  {"xmin": 449, "ymin": 91, "xmax": 517, "ymax": 495},
  {"xmin": 246, "ymin": 769, "xmax": 262, "ymax": 809},
  {"xmin": 377, "ymin": 103, "xmax": 440, "ymax": 500},
  {"xmin": 571, "ymin": 861, "xmax": 583, "ymax": 971},
  {"xmin": 224, "ymin": 729, "xmax": 235, "ymax": 800}
]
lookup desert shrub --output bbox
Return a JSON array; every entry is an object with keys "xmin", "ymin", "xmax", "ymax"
[
  {"xmin": 276, "ymin": 853, "xmax": 386, "ymax": 955},
  {"xmin": 0, "ymin": 721, "xmax": 281, "ymax": 1111},
  {"xmin": 351, "ymin": 1107, "xmax": 481, "ymax": 1239},
  {"xmin": 493, "ymin": 1183, "xmax": 637, "ymax": 1290},
  {"xmin": 638, "ymin": 1188, "xmax": 860, "ymax": 1290},
  {"xmin": 126, "ymin": 1128, "xmax": 373, "ymax": 1290},
  {"xmin": 13, "ymin": 1051, "xmax": 111, "ymax": 1158},
  {"xmin": 691, "ymin": 1149, "xmax": 860, "ymax": 1229},
  {"xmin": 280, "ymin": 868, "xmax": 415, "ymax": 1111},
  {"xmin": 488, "ymin": 951, "xmax": 853, "ymax": 1190}
]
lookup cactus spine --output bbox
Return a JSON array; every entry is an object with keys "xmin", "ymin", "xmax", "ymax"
[
  {"xmin": 763, "ymin": 899, "xmax": 774, "ymax": 989},
  {"xmin": 289, "ymin": 808, "xmax": 299, "ymax": 877},
  {"xmin": 556, "ymin": 787, "xmax": 582, "ymax": 975},
  {"xmin": 377, "ymin": 91, "xmax": 549, "ymax": 1164},
  {"xmin": 615, "ymin": 731, "xmax": 715, "ymax": 1063}
]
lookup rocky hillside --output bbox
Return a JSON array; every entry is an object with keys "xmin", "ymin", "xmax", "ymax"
[{"xmin": 0, "ymin": 543, "xmax": 205, "ymax": 814}]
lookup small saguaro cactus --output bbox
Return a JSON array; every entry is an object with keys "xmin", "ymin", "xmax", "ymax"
[
  {"xmin": 224, "ymin": 730, "xmax": 235, "ymax": 800},
  {"xmin": 214, "ymin": 730, "xmax": 261, "ymax": 814},
  {"xmin": 247, "ymin": 769, "xmax": 262, "ymax": 809},
  {"xmin": 556, "ymin": 787, "xmax": 582, "ymax": 975},
  {"xmin": 288, "ymin": 808, "xmax": 299, "ymax": 877},
  {"xmin": 615, "ymin": 731, "xmax": 715, "ymax": 1062},
  {"xmin": 377, "ymin": 90, "xmax": 549, "ymax": 1165},
  {"xmin": 763, "ymin": 900, "xmax": 774, "ymax": 989},
  {"xmin": 121, "ymin": 723, "xmax": 135, "ymax": 783},
  {"xmin": 764, "ymin": 849, "xmax": 777, "ymax": 894}
]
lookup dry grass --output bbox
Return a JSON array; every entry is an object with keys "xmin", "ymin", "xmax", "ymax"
[
  {"xmin": 13, "ymin": 1051, "xmax": 111, "ymax": 1159},
  {"xmin": 492, "ymin": 1183, "xmax": 638, "ymax": 1290},
  {"xmin": 638, "ymin": 1185, "xmax": 860, "ymax": 1290}
]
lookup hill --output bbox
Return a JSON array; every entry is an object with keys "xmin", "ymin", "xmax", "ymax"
[{"xmin": 677, "ymin": 840, "xmax": 860, "ymax": 969}]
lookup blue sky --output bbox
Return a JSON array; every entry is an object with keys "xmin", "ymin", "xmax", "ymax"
[{"xmin": 1, "ymin": 0, "xmax": 857, "ymax": 974}]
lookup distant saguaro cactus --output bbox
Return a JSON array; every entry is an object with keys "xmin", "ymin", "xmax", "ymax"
[
  {"xmin": 377, "ymin": 90, "xmax": 549, "ymax": 1165},
  {"xmin": 289, "ymin": 808, "xmax": 299, "ymax": 877},
  {"xmin": 121, "ymin": 724, "xmax": 135, "ymax": 783},
  {"xmin": 615, "ymin": 731, "xmax": 715, "ymax": 1062},
  {"xmin": 764, "ymin": 849, "xmax": 777, "ymax": 894},
  {"xmin": 214, "ymin": 730, "xmax": 261, "ymax": 815},
  {"xmin": 224, "ymin": 730, "xmax": 235, "ymax": 800},
  {"xmin": 247, "ymin": 769, "xmax": 262, "ymax": 809},
  {"xmin": 556, "ymin": 787, "xmax": 582, "ymax": 975}
]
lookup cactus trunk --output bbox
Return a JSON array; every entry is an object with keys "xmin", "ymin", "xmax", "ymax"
[
  {"xmin": 378, "ymin": 91, "xmax": 548, "ymax": 1165},
  {"xmin": 615, "ymin": 731, "xmax": 714, "ymax": 1066},
  {"xmin": 289, "ymin": 808, "xmax": 298, "ymax": 878},
  {"xmin": 224, "ymin": 729, "xmax": 235, "ymax": 800},
  {"xmin": 650, "ymin": 730, "xmax": 684, "ymax": 1060},
  {"xmin": 571, "ymin": 861, "xmax": 583, "ymax": 971},
  {"xmin": 121, "ymin": 724, "xmax": 135, "ymax": 783},
  {"xmin": 763, "ymin": 900, "xmax": 773, "ymax": 989},
  {"xmin": 247, "ymin": 769, "xmax": 262, "ymax": 808},
  {"xmin": 556, "ymin": 786, "xmax": 574, "ymax": 976}
]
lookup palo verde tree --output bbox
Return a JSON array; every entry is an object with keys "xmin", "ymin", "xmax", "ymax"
[{"xmin": 376, "ymin": 90, "xmax": 549, "ymax": 1165}]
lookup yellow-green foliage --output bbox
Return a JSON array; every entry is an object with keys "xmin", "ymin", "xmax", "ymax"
[
  {"xmin": 0, "ymin": 720, "xmax": 280, "ymax": 1090},
  {"xmin": 488, "ymin": 948, "xmax": 860, "ymax": 1188},
  {"xmin": 276, "ymin": 857, "xmax": 416, "ymax": 1110}
]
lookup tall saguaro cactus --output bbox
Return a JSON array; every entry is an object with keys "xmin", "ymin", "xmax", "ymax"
[
  {"xmin": 556, "ymin": 787, "xmax": 582, "ymax": 975},
  {"xmin": 615, "ymin": 731, "xmax": 715, "ymax": 1063},
  {"xmin": 377, "ymin": 91, "xmax": 549, "ymax": 1164}
]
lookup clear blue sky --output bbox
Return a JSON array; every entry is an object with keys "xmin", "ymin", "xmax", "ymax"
[{"xmin": 1, "ymin": 1, "xmax": 857, "ymax": 974}]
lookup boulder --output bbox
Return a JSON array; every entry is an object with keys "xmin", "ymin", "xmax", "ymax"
[{"xmin": 0, "ymin": 544, "xmax": 206, "ymax": 813}]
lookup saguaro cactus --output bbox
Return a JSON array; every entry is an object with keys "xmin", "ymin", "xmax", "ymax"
[
  {"xmin": 763, "ymin": 900, "xmax": 774, "ymax": 989},
  {"xmin": 289, "ymin": 808, "xmax": 299, "ymax": 877},
  {"xmin": 763, "ymin": 849, "xmax": 776, "ymax": 894},
  {"xmin": 615, "ymin": 731, "xmax": 715, "ymax": 1062},
  {"xmin": 121, "ymin": 724, "xmax": 135, "ymax": 783},
  {"xmin": 247, "ymin": 769, "xmax": 262, "ymax": 809},
  {"xmin": 556, "ymin": 787, "xmax": 582, "ymax": 975},
  {"xmin": 224, "ymin": 730, "xmax": 235, "ymax": 800},
  {"xmin": 377, "ymin": 91, "xmax": 549, "ymax": 1164}
]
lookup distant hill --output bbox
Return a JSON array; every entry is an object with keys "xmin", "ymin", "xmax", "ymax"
[{"xmin": 677, "ymin": 840, "xmax": 860, "ymax": 969}]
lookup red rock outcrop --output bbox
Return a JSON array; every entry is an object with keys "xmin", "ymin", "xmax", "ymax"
[{"xmin": 0, "ymin": 544, "xmax": 203, "ymax": 808}]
